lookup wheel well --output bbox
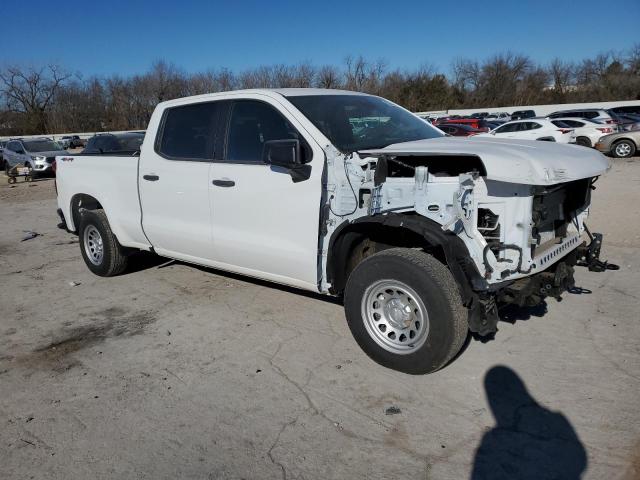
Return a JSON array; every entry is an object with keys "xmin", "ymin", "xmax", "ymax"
[
  {"xmin": 613, "ymin": 137, "xmax": 636, "ymax": 146},
  {"xmin": 329, "ymin": 223, "xmax": 446, "ymax": 295},
  {"xmin": 70, "ymin": 194, "xmax": 103, "ymax": 231},
  {"xmin": 576, "ymin": 136, "xmax": 591, "ymax": 145},
  {"xmin": 326, "ymin": 213, "xmax": 486, "ymax": 301}
]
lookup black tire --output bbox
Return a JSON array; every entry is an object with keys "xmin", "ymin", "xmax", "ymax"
[
  {"xmin": 78, "ymin": 209, "xmax": 129, "ymax": 276},
  {"xmin": 344, "ymin": 248, "xmax": 468, "ymax": 374},
  {"xmin": 612, "ymin": 139, "xmax": 636, "ymax": 158},
  {"xmin": 575, "ymin": 137, "xmax": 592, "ymax": 147}
]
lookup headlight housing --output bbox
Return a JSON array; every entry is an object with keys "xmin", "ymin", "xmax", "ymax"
[{"xmin": 31, "ymin": 155, "xmax": 46, "ymax": 162}]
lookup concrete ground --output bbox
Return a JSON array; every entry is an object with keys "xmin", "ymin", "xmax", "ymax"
[{"xmin": 1, "ymin": 160, "xmax": 639, "ymax": 480}]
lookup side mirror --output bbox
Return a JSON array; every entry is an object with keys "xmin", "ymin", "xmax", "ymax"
[
  {"xmin": 262, "ymin": 139, "xmax": 311, "ymax": 183},
  {"xmin": 263, "ymin": 139, "xmax": 301, "ymax": 167}
]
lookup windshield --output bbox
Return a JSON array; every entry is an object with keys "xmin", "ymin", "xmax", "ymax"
[
  {"xmin": 286, "ymin": 94, "xmax": 443, "ymax": 152},
  {"xmin": 24, "ymin": 139, "xmax": 63, "ymax": 152}
]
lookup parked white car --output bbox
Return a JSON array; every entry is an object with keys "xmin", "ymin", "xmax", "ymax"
[
  {"xmin": 547, "ymin": 108, "xmax": 621, "ymax": 126},
  {"xmin": 485, "ymin": 112, "xmax": 511, "ymax": 121},
  {"xmin": 56, "ymin": 88, "xmax": 613, "ymax": 374},
  {"xmin": 550, "ymin": 118, "xmax": 617, "ymax": 148},
  {"xmin": 476, "ymin": 119, "xmax": 574, "ymax": 143}
]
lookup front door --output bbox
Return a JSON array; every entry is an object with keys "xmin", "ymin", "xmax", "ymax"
[
  {"xmin": 139, "ymin": 100, "xmax": 223, "ymax": 261},
  {"xmin": 209, "ymin": 97, "xmax": 324, "ymax": 290}
]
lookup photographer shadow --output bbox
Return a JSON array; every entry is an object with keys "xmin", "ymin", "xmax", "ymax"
[{"xmin": 471, "ymin": 366, "xmax": 587, "ymax": 480}]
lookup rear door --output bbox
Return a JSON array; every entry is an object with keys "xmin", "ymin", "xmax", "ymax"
[
  {"xmin": 139, "ymin": 100, "xmax": 222, "ymax": 261},
  {"xmin": 208, "ymin": 96, "xmax": 324, "ymax": 290}
]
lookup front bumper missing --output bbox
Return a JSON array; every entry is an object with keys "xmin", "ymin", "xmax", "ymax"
[{"xmin": 468, "ymin": 231, "xmax": 617, "ymax": 336}]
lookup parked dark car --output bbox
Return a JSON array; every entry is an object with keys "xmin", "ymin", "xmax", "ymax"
[
  {"xmin": 610, "ymin": 105, "xmax": 640, "ymax": 116},
  {"xmin": 437, "ymin": 124, "xmax": 484, "ymax": 136},
  {"xmin": 618, "ymin": 113, "xmax": 640, "ymax": 132},
  {"xmin": 511, "ymin": 110, "xmax": 536, "ymax": 120},
  {"xmin": 82, "ymin": 132, "xmax": 145, "ymax": 155}
]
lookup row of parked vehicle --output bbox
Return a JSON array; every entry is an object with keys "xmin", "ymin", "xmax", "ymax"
[
  {"xmin": 424, "ymin": 105, "xmax": 640, "ymax": 158},
  {"xmin": 0, "ymin": 132, "xmax": 145, "ymax": 176}
]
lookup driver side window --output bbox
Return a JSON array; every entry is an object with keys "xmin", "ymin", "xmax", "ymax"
[{"xmin": 226, "ymin": 100, "xmax": 309, "ymax": 164}]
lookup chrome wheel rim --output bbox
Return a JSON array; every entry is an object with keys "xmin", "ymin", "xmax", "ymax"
[
  {"xmin": 361, "ymin": 280, "xmax": 429, "ymax": 355},
  {"xmin": 83, "ymin": 225, "xmax": 104, "ymax": 266},
  {"xmin": 616, "ymin": 143, "xmax": 631, "ymax": 157}
]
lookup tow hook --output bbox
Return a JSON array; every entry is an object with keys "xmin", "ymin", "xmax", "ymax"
[{"xmin": 576, "ymin": 231, "xmax": 619, "ymax": 272}]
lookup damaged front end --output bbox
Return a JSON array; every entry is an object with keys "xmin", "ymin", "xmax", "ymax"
[{"xmin": 321, "ymin": 143, "xmax": 616, "ymax": 337}]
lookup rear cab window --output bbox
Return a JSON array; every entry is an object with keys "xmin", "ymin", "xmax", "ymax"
[{"xmin": 156, "ymin": 102, "xmax": 222, "ymax": 160}]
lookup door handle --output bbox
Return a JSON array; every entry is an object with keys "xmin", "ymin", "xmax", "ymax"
[
  {"xmin": 212, "ymin": 179, "xmax": 235, "ymax": 187},
  {"xmin": 143, "ymin": 174, "xmax": 160, "ymax": 181}
]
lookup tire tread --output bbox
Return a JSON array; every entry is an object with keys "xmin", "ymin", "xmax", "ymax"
[
  {"xmin": 80, "ymin": 209, "xmax": 128, "ymax": 277},
  {"xmin": 345, "ymin": 247, "xmax": 468, "ymax": 373}
]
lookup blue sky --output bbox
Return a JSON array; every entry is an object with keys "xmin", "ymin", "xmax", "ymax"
[{"xmin": 4, "ymin": 0, "xmax": 639, "ymax": 78}]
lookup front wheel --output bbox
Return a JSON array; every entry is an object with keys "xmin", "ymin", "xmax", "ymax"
[
  {"xmin": 344, "ymin": 248, "xmax": 468, "ymax": 374},
  {"xmin": 79, "ymin": 209, "xmax": 129, "ymax": 276},
  {"xmin": 612, "ymin": 140, "xmax": 636, "ymax": 158}
]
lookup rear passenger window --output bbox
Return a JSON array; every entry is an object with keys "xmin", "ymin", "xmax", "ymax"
[
  {"xmin": 158, "ymin": 102, "xmax": 220, "ymax": 160},
  {"xmin": 226, "ymin": 100, "xmax": 307, "ymax": 163}
]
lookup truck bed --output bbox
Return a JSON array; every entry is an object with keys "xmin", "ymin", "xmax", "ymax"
[{"xmin": 55, "ymin": 154, "xmax": 151, "ymax": 250}]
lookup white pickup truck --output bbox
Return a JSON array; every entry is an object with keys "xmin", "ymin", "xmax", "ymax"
[{"xmin": 56, "ymin": 88, "xmax": 614, "ymax": 374}]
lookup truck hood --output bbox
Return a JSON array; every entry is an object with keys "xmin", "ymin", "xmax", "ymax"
[{"xmin": 360, "ymin": 137, "xmax": 610, "ymax": 185}]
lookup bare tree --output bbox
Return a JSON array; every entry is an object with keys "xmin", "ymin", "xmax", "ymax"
[
  {"xmin": 0, "ymin": 64, "xmax": 70, "ymax": 133},
  {"xmin": 451, "ymin": 58, "xmax": 481, "ymax": 91},
  {"xmin": 548, "ymin": 59, "xmax": 575, "ymax": 100},
  {"xmin": 316, "ymin": 65, "xmax": 341, "ymax": 89},
  {"xmin": 344, "ymin": 55, "xmax": 386, "ymax": 93},
  {"xmin": 2, "ymin": 46, "xmax": 640, "ymax": 136}
]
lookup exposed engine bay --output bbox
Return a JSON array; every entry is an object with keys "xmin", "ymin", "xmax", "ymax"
[{"xmin": 320, "ymin": 147, "xmax": 616, "ymax": 335}]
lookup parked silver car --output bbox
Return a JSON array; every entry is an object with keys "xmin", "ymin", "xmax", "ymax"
[
  {"xmin": 595, "ymin": 130, "xmax": 640, "ymax": 158},
  {"xmin": 2, "ymin": 138, "xmax": 67, "ymax": 175}
]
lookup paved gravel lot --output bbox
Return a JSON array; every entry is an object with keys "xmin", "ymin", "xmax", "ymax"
[{"xmin": 1, "ymin": 160, "xmax": 639, "ymax": 480}]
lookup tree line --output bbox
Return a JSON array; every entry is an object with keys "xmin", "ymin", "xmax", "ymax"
[{"xmin": 1, "ymin": 46, "xmax": 639, "ymax": 136}]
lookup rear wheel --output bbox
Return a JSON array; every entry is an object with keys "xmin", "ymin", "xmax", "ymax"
[
  {"xmin": 344, "ymin": 248, "xmax": 468, "ymax": 374},
  {"xmin": 612, "ymin": 140, "xmax": 636, "ymax": 158},
  {"xmin": 79, "ymin": 209, "xmax": 129, "ymax": 276},
  {"xmin": 575, "ymin": 136, "xmax": 592, "ymax": 147}
]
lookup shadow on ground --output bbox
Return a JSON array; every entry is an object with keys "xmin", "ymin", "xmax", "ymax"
[
  {"xmin": 471, "ymin": 365, "xmax": 587, "ymax": 480},
  {"xmin": 123, "ymin": 252, "xmax": 343, "ymax": 305}
]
